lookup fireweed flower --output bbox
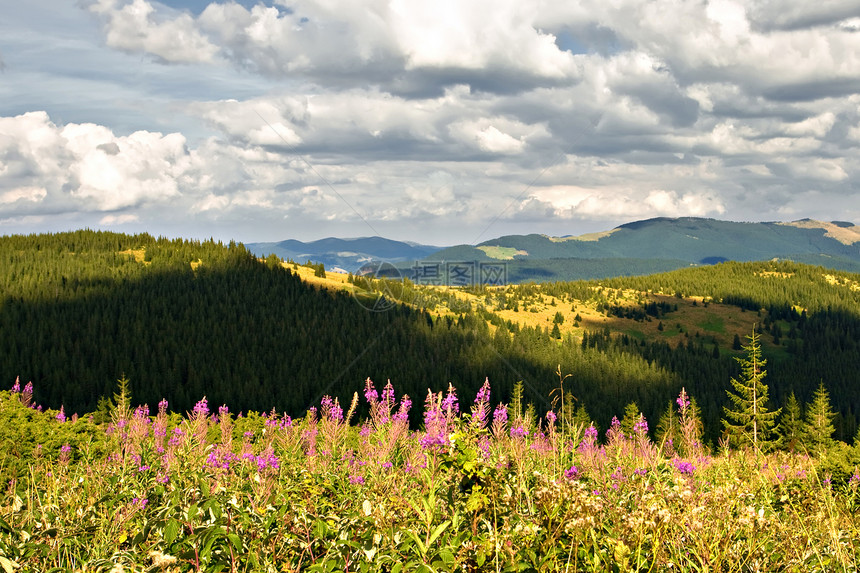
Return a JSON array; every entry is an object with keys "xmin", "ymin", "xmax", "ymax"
[
  {"xmin": 470, "ymin": 379, "xmax": 491, "ymax": 430},
  {"xmin": 56, "ymin": 406, "xmax": 66, "ymax": 423},
  {"xmin": 382, "ymin": 381, "xmax": 395, "ymax": 406},
  {"xmin": 579, "ymin": 424, "xmax": 598, "ymax": 452},
  {"xmin": 192, "ymin": 397, "xmax": 209, "ymax": 418},
  {"xmin": 849, "ymin": 471, "xmax": 860, "ymax": 489},
  {"xmin": 320, "ymin": 396, "xmax": 343, "ymax": 423},
  {"xmin": 11, "ymin": 377, "xmax": 20, "ymax": 393},
  {"xmin": 676, "ymin": 388, "xmax": 691, "ymax": 413},
  {"xmin": 364, "ymin": 378, "xmax": 379, "ymax": 404},
  {"xmin": 394, "ymin": 396, "xmax": 412, "ymax": 423},
  {"xmin": 442, "ymin": 384, "xmax": 459, "ymax": 418},
  {"xmin": 633, "ymin": 415, "xmax": 649, "ymax": 436},
  {"xmin": 158, "ymin": 399, "xmax": 168, "ymax": 415},
  {"xmin": 673, "ymin": 458, "xmax": 696, "ymax": 475},
  {"xmin": 490, "ymin": 404, "xmax": 508, "ymax": 440},
  {"xmin": 21, "ymin": 382, "xmax": 33, "ymax": 408},
  {"xmin": 509, "ymin": 425, "xmax": 528, "ymax": 439},
  {"xmin": 59, "ymin": 444, "xmax": 71, "ymax": 464},
  {"xmin": 564, "ymin": 465, "xmax": 580, "ymax": 480},
  {"xmin": 349, "ymin": 474, "xmax": 365, "ymax": 485}
]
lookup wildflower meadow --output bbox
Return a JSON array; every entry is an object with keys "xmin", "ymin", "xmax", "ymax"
[{"xmin": 1, "ymin": 376, "xmax": 859, "ymax": 572}]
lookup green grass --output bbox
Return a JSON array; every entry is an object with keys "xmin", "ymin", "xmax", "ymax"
[{"xmin": 698, "ymin": 312, "xmax": 726, "ymax": 333}]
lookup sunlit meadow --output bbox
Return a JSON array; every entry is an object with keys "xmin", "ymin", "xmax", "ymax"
[{"xmin": 1, "ymin": 377, "xmax": 859, "ymax": 572}]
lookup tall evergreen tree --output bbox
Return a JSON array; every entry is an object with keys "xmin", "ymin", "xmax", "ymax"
[
  {"xmin": 777, "ymin": 392, "xmax": 804, "ymax": 452},
  {"xmin": 722, "ymin": 330, "xmax": 781, "ymax": 451},
  {"xmin": 620, "ymin": 401, "xmax": 642, "ymax": 437},
  {"xmin": 803, "ymin": 382, "xmax": 836, "ymax": 453},
  {"xmin": 655, "ymin": 400, "xmax": 679, "ymax": 450}
]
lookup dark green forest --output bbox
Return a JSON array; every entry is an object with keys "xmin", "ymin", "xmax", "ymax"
[{"xmin": 2, "ymin": 231, "xmax": 860, "ymax": 446}]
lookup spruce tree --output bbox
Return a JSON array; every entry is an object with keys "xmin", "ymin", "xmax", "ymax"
[
  {"xmin": 655, "ymin": 400, "xmax": 679, "ymax": 450},
  {"xmin": 803, "ymin": 382, "xmax": 836, "ymax": 453},
  {"xmin": 620, "ymin": 401, "xmax": 642, "ymax": 437},
  {"xmin": 777, "ymin": 392, "xmax": 804, "ymax": 452},
  {"xmin": 722, "ymin": 330, "xmax": 781, "ymax": 451}
]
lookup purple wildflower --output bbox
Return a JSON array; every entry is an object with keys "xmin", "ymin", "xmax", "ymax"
[
  {"xmin": 546, "ymin": 411, "xmax": 557, "ymax": 425},
  {"xmin": 509, "ymin": 425, "xmax": 528, "ymax": 439},
  {"xmin": 633, "ymin": 415, "xmax": 649, "ymax": 435},
  {"xmin": 56, "ymin": 406, "xmax": 66, "ymax": 423},
  {"xmin": 394, "ymin": 395, "xmax": 412, "ymax": 423},
  {"xmin": 364, "ymin": 378, "xmax": 378, "ymax": 404},
  {"xmin": 442, "ymin": 384, "xmax": 459, "ymax": 416},
  {"xmin": 349, "ymin": 474, "xmax": 365, "ymax": 485},
  {"xmin": 158, "ymin": 399, "xmax": 168, "ymax": 415},
  {"xmin": 11, "ymin": 377, "xmax": 20, "ymax": 393},
  {"xmin": 564, "ymin": 465, "xmax": 580, "ymax": 480},
  {"xmin": 321, "ymin": 396, "xmax": 344, "ymax": 422},
  {"xmin": 493, "ymin": 404, "xmax": 508, "ymax": 425},
  {"xmin": 673, "ymin": 458, "xmax": 696, "ymax": 475},
  {"xmin": 676, "ymin": 388, "xmax": 691, "ymax": 412},
  {"xmin": 21, "ymin": 382, "xmax": 33, "ymax": 408},
  {"xmin": 192, "ymin": 397, "xmax": 209, "ymax": 418},
  {"xmin": 382, "ymin": 381, "xmax": 395, "ymax": 405}
]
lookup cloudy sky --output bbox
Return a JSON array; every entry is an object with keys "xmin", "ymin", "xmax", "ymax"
[{"xmin": 1, "ymin": 0, "xmax": 860, "ymax": 245}]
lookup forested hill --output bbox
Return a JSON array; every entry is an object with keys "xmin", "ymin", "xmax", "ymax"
[
  {"xmin": 0, "ymin": 231, "xmax": 676, "ymax": 430},
  {"xmin": 4, "ymin": 231, "xmax": 860, "ymax": 446}
]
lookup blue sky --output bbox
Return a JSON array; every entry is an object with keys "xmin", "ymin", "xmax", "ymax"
[{"xmin": 1, "ymin": 0, "xmax": 860, "ymax": 245}]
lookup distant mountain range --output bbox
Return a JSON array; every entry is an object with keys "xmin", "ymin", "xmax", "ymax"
[
  {"xmin": 247, "ymin": 218, "xmax": 860, "ymax": 282},
  {"xmin": 245, "ymin": 236, "xmax": 443, "ymax": 273}
]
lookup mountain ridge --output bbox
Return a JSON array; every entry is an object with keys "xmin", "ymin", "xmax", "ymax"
[{"xmin": 248, "ymin": 217, "xmax": 860, "ymax": 281}]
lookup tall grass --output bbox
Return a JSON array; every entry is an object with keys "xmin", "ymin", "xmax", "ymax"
[{"xmin": 1, "ymin": 379, "xmax": 859, "ymax": 572}]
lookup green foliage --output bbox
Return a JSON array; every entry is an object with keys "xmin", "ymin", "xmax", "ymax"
[
  {"xmin": 778, "ymin": 392, "xmax": 804, "ymax": 452},
  {"xmin": 722, "ymin": 330, "xmax": 781, "ymax": 451},
  {"xmin": 804, "ymin": 382, "xmax": 837, "ymax": 454},
  {"xmin": 620, "ymin": 401, "xmax": 642, "ymax": 437}
]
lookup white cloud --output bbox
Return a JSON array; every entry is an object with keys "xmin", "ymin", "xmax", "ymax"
[
  {"xmin": 5, "ymin": 0, "xmax": 860, "ymax": 243},
  {"xmin": 88, "ymin": 0, "xmax": 219, "ymax": 63},
  {"xmin": 0, "ymin": 112, "xmax": 188, "ymax": 212},
  {"xmin": 526, "ymin": 185, "xmax": 725, "ymax": 221},
  {"xmin": 0, "ymin": 186, "xmax": 47, "ymax": 205},
  {"xmin": 100, "ymin": 213, "xmax": 139, "ymax": 225}
]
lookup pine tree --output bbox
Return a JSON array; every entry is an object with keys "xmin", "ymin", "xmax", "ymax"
[
  {"xmin": 655, "ymin": 400, "xmax": 679, "ymax": 450},
  {"xmin": 803, "ymin": 382, "xmax": 836, "ymax": 453},
  {"xmin": 777, "ymin": 392, "xmax": 804, "ymax": 452},
  {"xmin": 620, "ymin": 401, "xmax": 642, "ymax": 437},
  {"xmin": 722, "ymin": 330, "xmax": 781, "ymax": 451}
]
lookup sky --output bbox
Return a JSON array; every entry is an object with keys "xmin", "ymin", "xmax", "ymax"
[{"xmin": 1, "ymin": 0, "xmax": 860, "ymax": 246}]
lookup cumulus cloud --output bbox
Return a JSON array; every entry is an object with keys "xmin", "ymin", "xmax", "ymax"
[
  {"xmin": 6, "ymin": 0, "xmax": 860, "ymax": 242},
  {"xmin": 88, "ymin": 0, "xmax": 219, "ymax": 63},
  {"xmin": 0, "ymin": 112, "xmax": 188, "ymax": 213}
]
